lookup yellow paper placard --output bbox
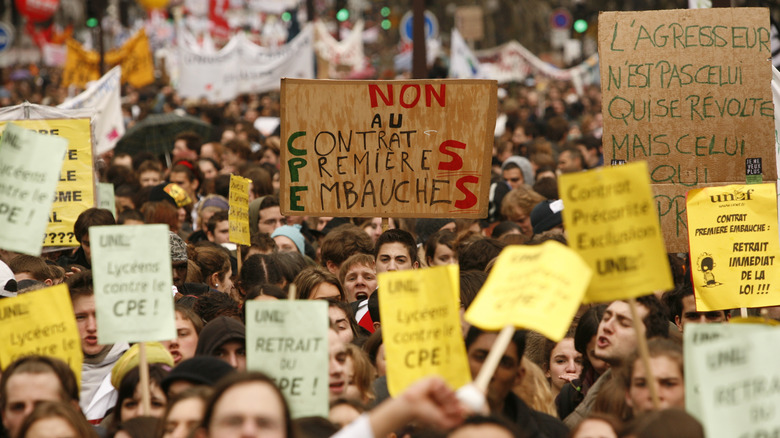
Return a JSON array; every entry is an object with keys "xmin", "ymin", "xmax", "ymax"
[
  {"xmin": 687, "ymin": 183, "xmax": 780, "ymax": 311},
  {"xmin": 560, "ymin": 161, "xmax": 673, "ymax": 303},
  {"xmin": 464, "ymin": 241, "xmax": 590, "ymax": 341},
  {"xmin": 229, "ymin": 174, "xmax": 251, "ymax": 246},
  {"xmin": 63, "ymin": 30, "xmax": 154, "ymax": 89},
  {"xmin": 0, "ymin": 119, "xmax": 95, "ymax": 247},
  {"xmin": 378, "ymin": 265, "xmax": 471, "ymax": 396},
  {"xmin": 0, "ymin": 285, "xmax": 83, "ymax": 385}
]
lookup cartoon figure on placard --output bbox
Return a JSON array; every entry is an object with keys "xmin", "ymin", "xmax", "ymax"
[{"xmin": 696, "ymin": 253, "xmax": 720, "ymax": 287}]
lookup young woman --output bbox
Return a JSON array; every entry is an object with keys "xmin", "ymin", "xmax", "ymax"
[
  {"xmin": 107, "ymin": 364, "xmax": 170, "ymax": 434},
  {"xmin": 159, "ymin": 386, "xmax": 212, "ymax": 438}
]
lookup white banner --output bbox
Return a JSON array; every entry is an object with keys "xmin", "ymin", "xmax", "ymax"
[
  {"xmin": 175, "ymin": 26, "xmax": 313, "ymax": 103},
  {"xmin": 314, "ymin": 20, "xmax": 367, "ymax": 78},
  {"xmin": 449, "ymin": 28, "xmax": 483, "ymax": 79},
  {"xmin": 58, "ymin": 66, "xmax": 124, "ymax": 154}
]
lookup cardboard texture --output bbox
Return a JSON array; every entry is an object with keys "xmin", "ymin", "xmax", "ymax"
[
  {"xmin": 599, "ymin": 8, "xmax": 776, "ymax": 252},
  {"xmin": 687, "ymin": 183, "xmax": 780, "ymax": 310},
  {"xmin": 280, "ymin": 79, "xmax": 497, "ymax": 218},
  {"xmin": 228, "ymin": 174, "xmax": 251, "ymax": 246}
]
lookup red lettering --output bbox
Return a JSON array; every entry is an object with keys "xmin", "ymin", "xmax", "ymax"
[
  {"xmin": 368, "ymin": 84, "xmax": 393, "ymax": 108},
  {"xmin": 400, "ymin": 85, "xmax": 420, "ymax": 108},
  {"xmin": 454, "ymin": 176, "xmax": 479, "ymax": 209},
  {"xmin": 438, "ymin": 140, "xmax": 466, "ymax": 171},
  {"xmin": 426, "ymin": 84, "xmax": 446, "ymax": 107}
]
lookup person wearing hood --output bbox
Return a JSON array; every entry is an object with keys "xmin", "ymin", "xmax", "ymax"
[
  {"xmin": 65, "ymin": 271, "xmax": 129, "ymax": 423},
  {"xmin": 194, "ymin": 316, "xmax": 247, "ymax": 371}
]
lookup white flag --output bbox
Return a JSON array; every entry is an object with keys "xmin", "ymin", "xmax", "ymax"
[{"xmin": 449, "ymin": 28, "xmax": 482, "ymax": 79}]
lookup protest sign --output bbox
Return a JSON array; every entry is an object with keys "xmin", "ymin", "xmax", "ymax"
[
  {"xmin": 687, "ymin": 183, "xmax": 780, "ymax": 310},
  {"xmin": 176, "ymin": 26, "xmax": 314, "ymax": 103},
  {"xmin": 378, "ymin": 265, "xmax": 471, "ymax": 396},
  {"xmin": 58, "ymin": 66, "xmax": 125, "ymax": 155},
  {"xmin": 0, "ymin": 118, "xmax": 95, "ymax": 247},
  {"xmin": 465, "ymin": 241, "xmax": 591, "ymax": 341},
  {"xmin": 685, "ymin": 323, "xmax": 780, "ymax": 438},
  {"xmin": 90, "ymin": 224, "xmax": 175, "ymax": 344},
  {"xmin": 560, "ymin": 161, "xmax": 673, "ymax": 302},
  {"xmin": 245, "ymin": 300, "xmax": 329, "ymax": 418},
  {"xmin": 0, "ymin": 284, "xmax": 83, "ymax": 384},
  {"xmin": 96, "ymin": 183, "xmax": 116, "ymax": 219},
  {"xmin": 0, "ymin": 124, "xmax": 67, "ymax": 255},
  {"xmin": 280, "ymin": 79, "xmax": 497, "ymax": 218},
  {"xmin": 598, "ymin": 8, "xmax": 777, "ymax": 252},
  {"xmin": 228, "ymin": 174, "xmax": 251, "ymax": 246}
]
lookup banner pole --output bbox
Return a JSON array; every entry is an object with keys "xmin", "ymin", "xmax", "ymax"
[
  {"xmin": 628, "ymin": 297, "xmax": 660, "ymax": 410},
  {"xmin": 473, "ymin": 325, "xmax": 515, "ymax": 393},
  {"xmin": 138, "ymin": 342, "xmax": 151, "ymax": 416}
]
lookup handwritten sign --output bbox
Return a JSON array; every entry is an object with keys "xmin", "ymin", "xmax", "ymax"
[
  {"xmin": 378, "ymin": 265, "xmax": 471, "ymax": 396},
  {"xmin": 228, "ymin": 174, "xmax": 251, "ymax": 246},
  {"xmin": 280, "ymin": 79, "xmax": 497, "ymax": 218},
  {"xmin": 685, "ymin": 323, "xmax": 780, "ymax": 438},
  {"xmin": 560, "ymin": 161, "xmax": 673, "ymax": 302},
  {"xmin": 245, "ymin": 300, "xmax": 329, "ymax": 418},
  {"xmin": 465, "ymin": 242, "xmax": 590, "ymax": 341},
  {"xmin": 0, "ymin": 285, "xmax": 83, "ymax": 384},
  {"xmin": 0, "ymin": 124, "xmax": 67, "ymax": 255},
  {"xmin": 90, "ymin": 224, "xmax": 175, "ymax": 344},
  {"xmin": 598, "ymin": 8, "xmax": 776, "ymax": 252},
  {"xmin": 0, "ymin": 118, "xmax": 95, "ymax": 247},
  {"xmin": 687, "ymin": 183, "xmax": 780, "ymax": 311}
]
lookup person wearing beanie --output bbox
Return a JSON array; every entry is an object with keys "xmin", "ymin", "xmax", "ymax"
[
  {"xmin": 195, "ymin": 316, "xmax": 247, "ymax": 371},
  {"xmin": 111, "ymin": 343, "xmax": 174, "ymax": 390},
  {"xmin": 271, "ymin": 225, "xmax": 306, "ymax": 254},
  {"xmin": 501, "ymin": 156, "xmax": 535, "ymax": 186},
  {"xmin": 160, "ymin": 356, "xmax": 236, "ymax": 397},
  {"xmin": 169, "ymin": 232, "xmax": 188, "ymax": 291},
  {"xmin": 530, "ymin": 199, "xmax": 564, "ymax": 235}
]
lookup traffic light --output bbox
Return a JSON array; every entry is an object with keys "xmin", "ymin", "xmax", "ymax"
[
  {"xmin": 336, "ymin": 8, "xmax": 349, "ymax": 22},
  {"xmin": 85, "ymin": 0, "xmax": 105, "ymax": 28},
  {"xmin": 573, "ymin": 4, "xmax": 588, "ymax": 34}
]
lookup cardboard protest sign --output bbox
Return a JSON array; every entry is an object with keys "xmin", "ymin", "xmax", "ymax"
[
  {"xmin": 378, "ymin": 265, "xmax": 471, "ymax": 396},
  {"xmin": 245, "ymin": 300, "xmax": 329, "ymax": 418},
  {"xmin": 0, "ymin": 124, "xmax": 67, "ymax": 255},
  {"xmin": 687, "ymin": 183, "xmax": 780, "ymax": 310},
  {"xmin": 560, "ymin": 161, "xmax": 673, "ymax": 302},
  {"xmin": 0, "ymin": 285, "xmax": 83, "ymax": 384},
  {"xmin": 465, "ymin": 241, "xmax": 590, "ymax": 341},
  {"xmin": 228, "ymin": 174, "xmax": 251, "ymax": 246},
  {"xmin": 0, "ymin": 118, "xmax": 95, "ymax": 247},
  {"xmin": 599, "ymin": 8, "xmax": 776, "ymax": 252},
  {"xmin": 685, "ymin": 323, "xmax": 780, "ymax": 438},
  {"xmin": 90, "ymin": 224, "xmax": 175, "ymax": 344},
  {"xmin": 280, "ymin": 79, "xmax": 497, "ymax": 218},
  {"xmin": 96, "ymin": 183, "xmax": 116, "ymax": 219}
]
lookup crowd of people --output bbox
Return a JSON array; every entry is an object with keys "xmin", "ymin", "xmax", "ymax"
[{"xmin": 0, "ymin": 69, "xmax": 733, "ymax": 438}]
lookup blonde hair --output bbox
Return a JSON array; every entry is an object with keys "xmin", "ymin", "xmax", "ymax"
[{"xmin": 513, "ymin": 356, "xmax": 557, "ymax": 416}]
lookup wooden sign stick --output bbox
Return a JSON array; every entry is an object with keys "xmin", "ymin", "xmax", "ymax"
[
  {"xmin": 288, "ymin": 283, "xmax": 297, "ymax": 300},
  {"xmin": 138, "ymin": 342, "xmax": 152, "ymax": 416},
  {"xmin": 628, "ymin": 297, "xmax": 660, "ymax": 410},
  {"xmin": 237, "ymin": 246, "xmax": 243, "ymax": 275},
  {"xmin": 381, "ymin": 217, "xmax": 389, "ymax": 233},
  {"xmin": 473, "ymin": 325, "xmax": 515, "ymax": 393}
]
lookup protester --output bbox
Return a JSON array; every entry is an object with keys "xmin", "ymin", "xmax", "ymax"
[
  {"xmin": 623, "ymin": 338, "xmax": 685, "ymax": 417},
  {"xmin": 543, "ymin": 335, "xmax": 583, "ymax": 399},
  {"xmin": 338, "ymin": 253, "xmax": 377, "ymax": 303},
  {"xmin": 16, "ymin": 401, "xmax": 98, "ymax": 438},
  {"xmin": 195, "ymin": 316, "xmax": 247, "ymax": 371},
  {"xmin": 161, "ymin": 305, "xmax": 203, "ymax": 365},
  {"xmin": 374, "ymin": 229, "xmax": 419, "ymax": 273},
  {"xmin": 293, "ymin": 266, "xmax": 345, "ymax": 301},
  {"xmin": 158, "ymin": 386, "xmax": 212, "ymax": 438}
]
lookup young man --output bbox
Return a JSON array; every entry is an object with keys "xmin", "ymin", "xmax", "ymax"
[
  {"xmin": 465, "ymin": 327, "xmax": 568, "ymax": 438},
  {"xmin": 320, "ymin": 224, "xmax": 374, "ymax": 275},
  {"xmin": 57, "ymin": 208, "xmax": 116, "ymax": 270},
  {"xmin": 206, "ymin": 211, "xmax": 231, "ymax": 245},
  {"xmin": 169, "ymin": 163, "xmax": 201, "ymax": 206},
  {"xmin": 172, "ymin": 131, "xmax": 202, "ymax": 162},
  {"xmin": 256, "ymin": 196, "xmax": 287, "ymax": 235},
  {"xmin": 8, "ymin": 255, "xmax": 55, "ymax": 285},
  {"xmin": 195, "ymin": 316, "xmax": 247, "ymax": 371},
  {"xmin": 563, "ymin": 296, "xmax": 669, "ymax": 428},
  {"xmin": 374, "ymin": 229, "xmax": 419, "ymax": 273},
  {"xmin": 66, "ymin": 271, "xmax": 129, "ymax": 423},
  {"xmin": 663, "ymin": 281, "xmax": 730, "ymax": 332},
  {"xmin": 338, "ymin": 253, "xmax": 378, "ymax": 303},
  {"xmin": 1, "ymin": 356, "xmax": 80, "ymax": 438}
]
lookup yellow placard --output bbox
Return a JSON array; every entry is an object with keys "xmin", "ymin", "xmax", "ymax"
[
  {"xmin": 229, "ymin": 174, "xmax": 251, "ymax": 246},
  {"xmin": 560, "ymin": 161, "xmax": 673, "ymax": 302},
  {"xmin": 378, "ymin": 265, "xmax": 471, "ymax": 396},
  {"xmin": 0, "ymin": 285, "xmax": 83, "ymax": 385},
  {"xmin": 464, "ymin": 241, "xmax": 590, "ymax": 341},
  {"xmin": 0, "ymin": 119, "xmax": 95, "ymax": 247},
  {"xmin": 63, "ymin": 30, "xmax": 154, "ymax": 89},
  {"xmin": 687, "ymin": 183, "xmax": 780, "ymax": 311}
]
